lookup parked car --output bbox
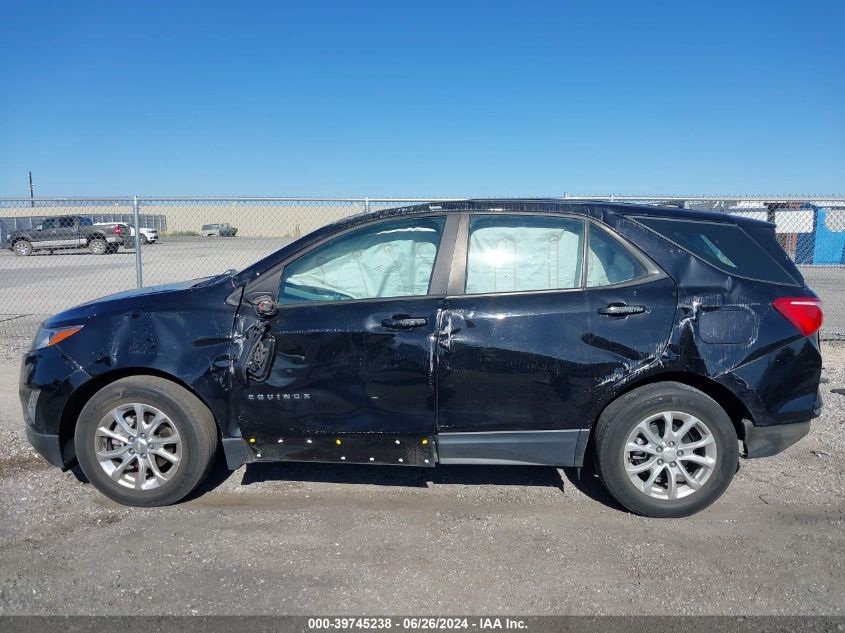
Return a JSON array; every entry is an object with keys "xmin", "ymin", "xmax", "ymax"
[
  {"xmin": 20, "ymin": 200, "xmax": 823, "ymax": 517},
  {"xmin": 201, "ymin": 223, "xmax": 238, "ymax": 237},
  {"xmin": 136, "ymin": 226, "xmax": 159, "ymax": 244},
  {"xmin": 6, "ymin": 216, "xmax": 123, "ymax": 256},
  {"xmin": 95, "ymin": 223, "xmax": 159, "ymax": 244}
]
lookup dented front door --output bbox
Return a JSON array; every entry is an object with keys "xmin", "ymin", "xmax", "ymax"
[{"xmin": 232, "ymin": 297, "xmax": 442, "ymax": 442}]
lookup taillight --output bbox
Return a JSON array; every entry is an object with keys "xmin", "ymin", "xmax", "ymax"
[
  {"xmin": 113, "ymin": 226, "xmax": 121, "ymax": 235},
  {"xmin": 772, "ymin": 297, "xmax": 823, "ymax": 337}
]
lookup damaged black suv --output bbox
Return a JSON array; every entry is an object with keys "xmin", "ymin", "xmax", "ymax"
[{"xmin": 20, "ymin": 200, "xmax": 823, "ymax": 517}]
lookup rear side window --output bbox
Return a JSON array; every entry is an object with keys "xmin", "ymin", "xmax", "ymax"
[
  {"xmin": 635, "ymin": 217, "xmax": 797, "ymax": 285},
  {"xmin": 587, "ymin": 224, "xmax": 646, "ymax": 287},
  {"xmin": 79, "ymin": 217, "xmax": 93, "ymax": 226},
  {"xmin": 466, "ymin": 215, "xmax": 585, "ymax": 294}
]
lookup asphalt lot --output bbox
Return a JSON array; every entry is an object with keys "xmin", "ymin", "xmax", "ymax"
[
  {"xmin": 0, "ymin": 237, "xmax": 843, "ymax": 336},
  {"xmin": 0, "ymin": 235, "xmax": 844, "ymax": 615},
  {"xmin": 0, "ymin": 237, "xmax": 292, "ymax": 320}
]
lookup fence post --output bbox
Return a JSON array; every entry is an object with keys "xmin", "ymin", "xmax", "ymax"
[
  {"xmin": 133, "ymin": 196, "xmax": 143, "ymax": 288},
  {"xmin": 364, "ymin": 196, "xmax": 370, "ymax": 214}
]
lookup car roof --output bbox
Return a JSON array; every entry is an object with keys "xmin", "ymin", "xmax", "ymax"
[{"xmin": 341, "ymin": 198, "xmax": 774, "ymax": 229}]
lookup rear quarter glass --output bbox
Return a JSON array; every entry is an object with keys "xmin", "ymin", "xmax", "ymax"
[
  {"xmin": 742, "ymin": 225, "xmax": 805, "ymax": 286},
  {"xmin": 633, "ymin": 216, "xmax": 798, "ymax": 286}
]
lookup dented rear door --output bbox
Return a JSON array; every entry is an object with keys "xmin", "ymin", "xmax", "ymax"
[{"xmin": 436, "ymin": 214, "xmax": 677, "ymax": 465}]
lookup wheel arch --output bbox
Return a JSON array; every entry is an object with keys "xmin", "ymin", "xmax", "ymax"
[
  {"xmin": 86, "ymin": 232, "xmax": 107, "ymax": 242},
  {"xmin": 583, "ymin": 371, "xmax": 752, "ymax": 462},
  {"xmin": 58, "ymin": 367, "xmax": 222, "ymax": 466}
]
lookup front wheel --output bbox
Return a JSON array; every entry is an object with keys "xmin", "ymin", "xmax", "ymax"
[
  {"xmin": 74, "ymin": 376, "xmax": 218, "ymax": 506},
  {"xmin": 141, "ymin": 234, "xmax": 149, "ymax": 245},
  {"xmin": 593, "ymin": 382, "xmax": 738, "ymax": 518}
]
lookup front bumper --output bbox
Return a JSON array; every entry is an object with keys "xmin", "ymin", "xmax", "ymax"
[
  {"xmin": 20, "ymin": 344, "xmax": 91, "ymax": 469},
  {"xmin": 25, "ymin": 426, "xmax": 68, "ymax": 468}
]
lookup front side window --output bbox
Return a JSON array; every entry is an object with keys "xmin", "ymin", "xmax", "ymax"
[
  {"xmin": 58, "ymin": 217, "xmax": 75, "ymax": 228},
  {"xmin": 280, "ymin": 217, "xmax": 445, "ymax": 304},
  {"xmin": 41, "ymin": 219, "xmax": 55, "ymax": 230},
  {"xmin": 466, "ymin": 215, "xmax": 585, "ymax": 294}
]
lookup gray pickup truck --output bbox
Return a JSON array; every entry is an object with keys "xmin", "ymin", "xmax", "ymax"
[{"xmin": 5, "ymin": 216, "xmax": 124, "ymax": 256}]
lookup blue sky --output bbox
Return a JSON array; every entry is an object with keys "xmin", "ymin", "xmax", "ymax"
[{"xmin": 1, "ymin": 0, "xmax": 842, "ymax": 197}]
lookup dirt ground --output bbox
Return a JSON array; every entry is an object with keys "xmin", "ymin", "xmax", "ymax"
[{"xmin": 0, "ymin": 337, "xmax": 843, "ymax": 615}]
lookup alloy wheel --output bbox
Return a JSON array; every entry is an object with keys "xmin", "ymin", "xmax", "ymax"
[
  {"xmin": 94, "ymin": 403, "xmax": 182, "ymax": 490},
  {"xmin": 624, "ymin": 411, "xmax": 717, "ymax": 500}
]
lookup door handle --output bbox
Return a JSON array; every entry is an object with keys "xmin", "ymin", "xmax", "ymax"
[
  {"xmin": 381, "ymin": 315, "xmax": 429, "ymax": 330},
  {"xmin": 597, "ymin": 303, "xmax": 646, "ymax": 316}
]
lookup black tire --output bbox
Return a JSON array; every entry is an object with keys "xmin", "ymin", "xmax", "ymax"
[
  {"xmin": 13, "ymin": 239, "xmax": 32, "ymax": 256},
  {"xmin": 593, "ymin": 382, "xmax": 738, "ymax": 518},
  {"xmin": 74, "ymin": 376, "xmax": 218, "ymax": 506},
  {"xmin": 105, "ymin": 244, "xmax": 119, "ymax": 254},
  {"xmin": 88, "ymin": 237, "xmax": 108, "ymax": 255},
  {"xmin": 141, "ymin": 234, "xmax": 149, "ymax": 245}
]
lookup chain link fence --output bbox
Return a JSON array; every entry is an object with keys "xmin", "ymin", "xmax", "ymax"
[{"xmin": 1, "ymin": 196, "xmax": 844, "ymax": 343}]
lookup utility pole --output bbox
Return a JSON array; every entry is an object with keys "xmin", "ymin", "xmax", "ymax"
[{"xmin": 28, "ymin": 171, "xmax": 34, "ymax": 207}]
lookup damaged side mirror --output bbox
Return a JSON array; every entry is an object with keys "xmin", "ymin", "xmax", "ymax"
[
  {"xmin": 234, "ymin": 320, "xmax": 276, "ymax": 384},
  {"xmin": 234, "ymin": 295, "xmax": 278, "ymax": 384},
  {"xmin": 253, "ymin": 295, "xmax": 278, "ymax": 319}
]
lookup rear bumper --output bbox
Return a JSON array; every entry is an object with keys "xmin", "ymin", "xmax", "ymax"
[
  {"xmin": 741, "ymin": 419, "xmax": 811, "ymax": 458},
  {"xmin": 740, "ymin": 389, "xmax": 820, "ymax": 458}
]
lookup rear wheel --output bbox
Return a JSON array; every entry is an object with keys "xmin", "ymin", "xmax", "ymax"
[
  {"xmin": 74, "ymin": 376, "xmax": 218, "ymax": 506},
  {"xmin": 13, "ymin": 239, "xmax": 32, "ymax": 256},
  {"xmin": 594, "ymin": 382, "xmax": 738, "ymax": 518},
  {"xmin": 88, "ymin": 237, "xmax": 107, "ymax": 255}
]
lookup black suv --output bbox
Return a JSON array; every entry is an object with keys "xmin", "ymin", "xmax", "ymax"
[{"xmin": 19, "ymin": 200, "xmax": 823, "ymax": 517}]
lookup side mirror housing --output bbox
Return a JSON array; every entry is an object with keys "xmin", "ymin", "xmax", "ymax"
[{"xmin": 253, "ymin": 295, "xmax": 278, "ymax": 319}]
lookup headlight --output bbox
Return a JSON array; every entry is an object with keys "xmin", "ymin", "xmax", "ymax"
[{"xmin": 32, "ymin": 325, "xmax": 84, "ymax": 350}]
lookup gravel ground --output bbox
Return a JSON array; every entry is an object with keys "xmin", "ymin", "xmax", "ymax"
[{"xmin": 0, "ymin": 331, "xmax": 843, "ymax": 615}]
